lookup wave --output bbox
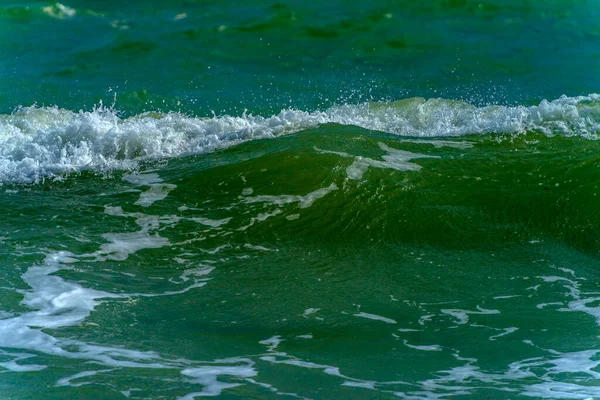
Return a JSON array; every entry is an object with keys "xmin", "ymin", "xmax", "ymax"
[{"xmin": 1, "ymin": 94, "xmax": 600, "ymax": 183}]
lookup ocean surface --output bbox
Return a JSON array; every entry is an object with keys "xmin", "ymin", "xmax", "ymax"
[{"xmin": 2, "ymin": 1, "xmax": 600, "ymax": 399}]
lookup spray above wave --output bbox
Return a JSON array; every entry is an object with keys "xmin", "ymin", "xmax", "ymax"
[{"xmin": 1, "ymin": 94, "xmax": 599, "ymax": 183}]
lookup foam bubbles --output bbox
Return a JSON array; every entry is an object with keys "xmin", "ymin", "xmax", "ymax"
[
  {"xmin": 123, "ymin": 173, "xmax": 176, "ymax": 207},
  {"xmin": 441, "ymin": 307, "xmax": 501, "ymax": 325},
  {"xmin": 347, "ymin": 143, "xmax": 438, "ymax": 180},
  {"xmin": 42, "ymin": 3, "xmax": 76, "ymax": 19},
  {"xmin": 2, "ymin": 94, "xmax": 600, "ymax": 183},
  {"xmin": 181, "ymin": 361, "xmax": 257, "ymax": 399},
  {"xmin": 244, "ymin": 183, "xmax": 338, "ymax": 209},
  {"xmin": 354, "ymin": 312, "xmax": 397, "ymax": 324}
]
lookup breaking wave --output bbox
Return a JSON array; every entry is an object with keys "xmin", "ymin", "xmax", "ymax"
[{"xmin": 1, "ymin": 94, "xmax": 599, "ymax": 183}]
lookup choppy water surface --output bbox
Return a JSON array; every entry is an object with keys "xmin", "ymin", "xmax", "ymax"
[{"xmin": 2, "ymin": 1, "xmax": 600, "ymax": 399}]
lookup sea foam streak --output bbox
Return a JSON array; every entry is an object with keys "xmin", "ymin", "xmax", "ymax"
[{"xmin": 1, "ymin": 94, "xmax": 599, "ymax": 183}]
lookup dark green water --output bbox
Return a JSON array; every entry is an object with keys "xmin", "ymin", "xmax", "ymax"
[{"xmin": 2, "ymin": 1, "xmax": 600, "ymax": 399}]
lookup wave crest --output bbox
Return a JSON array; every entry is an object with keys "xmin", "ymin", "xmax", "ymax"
[{"xmin": 1, "ymin": 94, "xmax": 599, "ymax": 183}]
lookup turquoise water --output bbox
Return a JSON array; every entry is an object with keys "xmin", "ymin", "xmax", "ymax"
[{"xmin": 2, "ymin": 1, "xmax": 600, "ymax": 399}]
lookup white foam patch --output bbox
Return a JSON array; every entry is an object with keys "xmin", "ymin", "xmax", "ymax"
[
  {"xmin": 191, "ymin": 217, "xmax": 232, "ymax": 228},
  {"xmin": 135, "ymin": 184, "xmax": 176, "ymax": 207},
  {"xmin": 120, "ymin": 389, "xmax": 141, "ymax": 398},
  {"xmin": 86, "ymin": 206, "xmax": 175, "ymax": 261},
  {"xmin": 537, "ymin": 271, "xmax": 600, "ymax": 329},
  {"xmin": 244, "ymin": 184, "xmax": 337, "ymax": 209},
  {"xmin": 354, "ymin": 312, "xmax": 397, "ymax": 324},
  {"xmin": 440, "ymin": 307, "xmax": 501, "ymax": 325},
  {"xmin": 57, "ymin": 369, "xmax": 115, "ymax": 387},
  {"xmin": 316, "ymin": 143, "xmax": 438, "ymax": 180},
  {"xmin": 342, "ymin": 381, "xmax": 377, "ymax": 389},
  {"xmin": 0, "ymin": 351, "xmax": 46, "ymax": 372},
  {"xmin": 259, "ymin": 336, "xmax": 284, "ymax": 352},
  {"xmin": 180, "ymin": 361, "xmax": 257, "ymax": 399},
  {"xmin": 402, "ymin": 340, "xmax": 442, "ymax": 352},
  {"xmin": 401, "ymin": 139, "xmax": 474, "ymax": 149},
  {"xmin": 43, "ymin": 3, "xmax": 76, "ymax": 19},
  {"xmin": 536, "ymin": 302, "xmax": 564, "ymax": 309},
  {"xmin": 346, "ymin": 143, "xmax": 438, "ymax": 180},
  {"xmin": 4, "ymin": 94, "xmax": 599, "ymax": 183},
  {"xmin": 488, "ymin": 327, "xmax": 518, "ymax": 341},
  {"xmin": 0, "ymin": 252, "xmax": 163, "ymax": 371},
  {"xmin": 244, "ymin": 243, "xmax": 273, "ymax": 252},
  {"xmin": 523, "ymin": 381, "xmax": 600, "ymax": 399},
  {"xmin": 238, "ymin": 209, "xmax": 282, "ymax": 231},
  {"xmin": 171, "ymin": 266, "xmax": 215, "ymax": 284},
  {"xmin": 123, "ymin": 173, "xmax": 177, "ymax": 207},
  {"xmin": 302, "ymin": 308, "xmax": 320, "ymax": 317},
  {"xmin": 296, "ymin": 334, "xmax": 313, "ymax": 339}
]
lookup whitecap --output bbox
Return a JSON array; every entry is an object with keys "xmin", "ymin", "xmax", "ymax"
[{"xmin": 2, "ymin": 94, "xmax": 600, "ymax": 183}]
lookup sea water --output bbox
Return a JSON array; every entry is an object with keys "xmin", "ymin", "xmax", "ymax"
[{"xmin": 2, "ymin": 1, "xmax": 600, "ymax": 399}]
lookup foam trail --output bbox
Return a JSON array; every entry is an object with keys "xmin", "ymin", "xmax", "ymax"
[
  {"xmin": 180, "ymin": 361, "xmax": 257, "ymax": 399},
  {"xmin": 0, "ymin": 176, "xmax": 258, "ymax": 397},
  {"xmin": 1, "ymin": 94, "xmax": 600, "ymax": 183},
  {"xmin": 123, "ymin": 172, "xmax": 176, "ymax": 207},
  {"xmin": 244, "ymin": 184, "xmax": 338, "ymax": 209}
]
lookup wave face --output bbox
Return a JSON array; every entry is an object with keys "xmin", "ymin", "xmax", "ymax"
[{"xmin": 2, "ymin": 94, "xmax": 600, "ymax": 183}]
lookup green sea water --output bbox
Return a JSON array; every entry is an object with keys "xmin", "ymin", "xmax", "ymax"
[{"xmin": 2, "ymin": 1, "xmax": 600, "ymax": 399}]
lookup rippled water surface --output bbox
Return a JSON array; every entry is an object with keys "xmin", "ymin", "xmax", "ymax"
[{"xmin": 2, "ymin": 1, "xmax": 600, "ymax": 399}]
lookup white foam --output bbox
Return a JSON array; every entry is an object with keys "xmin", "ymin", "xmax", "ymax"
[
  {"xmin": 354, "ymin": 312, "xmax": 397, "ymax": 324},
  {"xmin": 523, "ymin": 382, "xmax": 600, "ymax": 399},
  {"xmin": 0, "ymin": 351, "xmax": 45, "ymax": 372},
  {"xmin": 342, "ymin": 381, "xmax": 377, "ymax": 390},
  {"xmin": 316, "ymin": 143, "xmax": 438, "ymax": 180},
  {"xmin": 259, "ymin": 336, "xmax": 284, "ymax": 352},
  {"xmin": 120, "ymin": 389, "xmax": 141, "ymax": 398},
  {"xmin": 3, "ymin": 94, "xmax": 599, "ymax": 183},
  {"xmin": 43, "ymin": 3, "xmax": 76, "ymax": 19},
  {"xmin": 180, "ymin": 362, "xmax": 257, "ymax": 399},
  {"xmin": 296, "ymin": 334, "xmax": 313, "ymax": 339},
  {"xmin": 401, "ymin": 139, "xmax": 474, "ymax": 149},
  {"xmin": 57, "ymin": 369, "xmax": 115, "ymax": 387},
  {"xmin": 346, "ymin": 143, "xmax": 438, "ymax": 180},
  {"xmin": 191, "ymin": 217, "xmax": 232, "ymax": 227},
  {"xmin": 403, "ymin": 340, "xmax": 442, "ymax": 352},
  {"xmin": 238, "ymin": 209, "xmax": 282, "ymax": 230},
  {"xmin": 171, "ymin": 266, "xmax": 215, "ymax": 284},
  {"xmin": 0, "ymin": 253, "xmax": 157, "ymax": 371},
  {"xmin": 441, "ymin": 307, "xmax": 500, "ymax": 325},
  {"xmin": 123, "ymin": 173, "xmax": 177, "ymax": 207},
  {"xmin": 488, "ymin": 327, "xmax": 518, "ymax": 341},
  {"xmin": 536, "ymin": 302, "xmax": 564, "ymax": 309},
  {"xmin": 244, "ymin": 243, "xmax": 273, "ymax": 252},
  {"xmin": 302, "ymin": 308, "xmax": 320, "ymax": 317},
  {"xmin": 87, "ymin": 206, "xmax": 173, "ymax": 261},
  {"xmin": 244, "ymin": 184, "xmax": 337, "ymax": 209}
]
